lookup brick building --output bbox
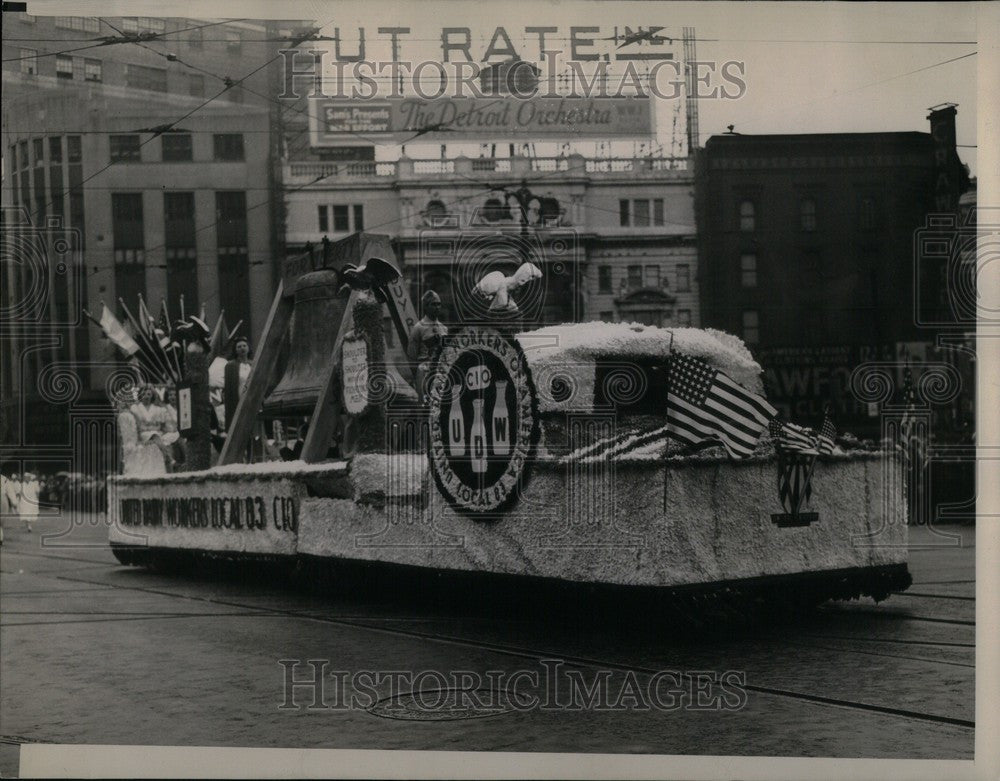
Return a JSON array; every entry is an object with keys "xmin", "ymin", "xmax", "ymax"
[{"xmin": 695, "ymin": 106, "xmax": 970, "ymax": 428}]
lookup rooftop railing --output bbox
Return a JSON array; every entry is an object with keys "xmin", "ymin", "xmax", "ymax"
[{"xmin": 284, "ymin": 154, "xmax": 689, "ymax": 185}]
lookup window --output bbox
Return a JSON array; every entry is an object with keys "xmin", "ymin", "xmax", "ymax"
[
  {"xmin": 56, "ymin": 55, "xmax": 74, "ymax": 79},
  {"xmin": 161, "ymin": 134, "xmax": 193, "ymax": 162},
  {"xmin": 213, "ymin": 134, "xmax": 244, "ymax": 161},
  {"xmin": 112, "ymin": 193, "xmax": 145, "ymax": 245},
  {"xmin": 425, "ymin": 199, "xmax": 447, "ymax": 222},
  {"xmin": 318, "ymin": 205, "xmax": 329, "ymax": 233},
  {"xmin": 333, "ymin": 205, "xmax": 350, "ymax": 232},
  {"xmin": 125, "ymin": 64, "xmax": 167, "ymax": 93},
  {"xmin": 226, "ymin": 30, "xmax": 241, "ymax": 52},
  {"xmin": 353, "ymin": 204, "xmax": 364, "ymax": 231},
  {"xmin": 859, "ymin": 196, "xmax": 877, "ymax": 230},
  {"xmin": 164, "ymin": 192, "xmax": 195, "ymax": 225},
  {"xmin": 619, "ymin": 198, "xmax": 659, "ymax": 227},
  {"xmin": 166, "ymin": 248, "xmax": 199, "ymax": 310},
  {"xmin": 739, "ymin": 200, "xmax": 755, "ymax": 231},
  {"xmin": 189, "ymin": 74, "xmax": 205, "ymax": 97},
  {"xmin": 677, "ymin": 309, "xmax": 692, "ymax": 327},
  {"xmin": 800, "ymin": 198, "xmax": 817, "ymax": 231},
  {"xmin": 19, "ymin": 49, "xmax": 38, "ymax": 76},
  {"xmin": 627, "ymin": 265, "xmax": 642, "ymax": 290},
  {"xmin": 631, "ymin": 310, "xmax": 663, "ymax": 327},
  {"xmin": 18, "ymin": 141, "xmax": 28, "ymax": 169},
  {"xmin": 84, "ymin": 58, "xmax": 102, "ymax": 82},
  {"xmin": 218, "ymin": 248, "xmax": 251, "ymax": 320},
  {"xmin": 67, "ymin": 136, "xmax": 82, "ymax": 163},
  {"xmin": 644, "ymin": 265, "xmax": 660, "ymax": 288},
  {"xmin": 189, "ymin": 24, "xmax": 203, "ymax": 48},
  {"xmin": 633, "ymin": 199, "xmax": 650, "ymax": 227},
  {"xmin": 599, "ymin": 311, "xmax": 614, "ymax": 323},
  {"xmin": 676, "ymin": 264, "xmax": 691, "ymax": 292},
  {"xmin": 740, "ymin": 253, "xmax": 757, "ymax": 287},
  {"xmin": 55, "ymin": 17, "xmax": 100, "ymax": 32},
  {"xmin": 799, "ymin": 250, "xmax": 823, "ymax": 285},
  {"xmin": 598, "ymin": 265, "xmax": 612, "ymax": 293},
  {"xmin": 215, "ymin": 191, "xmax": 248, "ymax": 247},
  {"xmin": 33, "ymin": 139, "xmax": 44, "ymax": 165},
  {"xmin": 742, "ymin": 310, "xmax": 759, "ymax": 345},
  {"xmin": 165, "ymin": 192, "xmax": 198, "ymax": 306},
  {"xmin": 137, "ymin": 17, "xmax": 165, "ymax": 34},
  {"xmin": 112, "ymin": 193, "xmax": 147, "ymax": 305},
  {"xmin": 215, "ymin": 190, "xmax": 251, "ymax": 327},
  {"xmin": 110, "ymin": 135, "xmax": 141, "ymax": 163}
]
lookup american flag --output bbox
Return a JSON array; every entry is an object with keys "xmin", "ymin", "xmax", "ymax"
[
  {"xmin": 817, "ymin": 411, "xmax": 837, "ymax": 455},
  {"xmin": 666, "ymin": 353, "xmax": 777, "ymax": 459},
  {"xmin": 769, "ymin": 418, "xmax": 818, "ymax": 453}
]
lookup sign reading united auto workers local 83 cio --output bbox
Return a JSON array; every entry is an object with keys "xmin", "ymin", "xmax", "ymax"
[
  {"xmin": 428, "ymin": 326, "xmax": 539, "ymax": 515},
  {"xmin": 313, "ymin": 96, "xmax": 653, "ymax": 143}
]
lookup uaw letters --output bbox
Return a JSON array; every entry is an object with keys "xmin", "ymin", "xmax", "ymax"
[{"xmin": 119, "ymin": 495, "xmax": 298, "ymax": 532}]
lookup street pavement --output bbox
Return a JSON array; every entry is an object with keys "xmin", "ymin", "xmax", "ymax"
[{"xmin": 0, "ymin": 512, "xmax": 975, "ymax": 776}]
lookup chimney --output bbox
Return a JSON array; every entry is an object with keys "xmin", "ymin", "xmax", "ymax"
[{"xmin": 926, "ymin": 103, "xmax": 967, "ymax": 212}]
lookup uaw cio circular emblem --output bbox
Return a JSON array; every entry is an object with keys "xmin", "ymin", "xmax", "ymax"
[{"xmin": 428, "ymin": 326, "xmax": 538, "ymax": 515}]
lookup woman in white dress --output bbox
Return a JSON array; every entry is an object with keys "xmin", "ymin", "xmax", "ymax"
[
  {"xmin": 20, "ymin": 471, "xmax": 39, "ymax": 531},
  {"xmin": 5, "ymin": 472, "xmax": 21, "ymax": 513},
  {"xmin": 127, "ymin": 386, "xmax": 175, "ymax": 472}
]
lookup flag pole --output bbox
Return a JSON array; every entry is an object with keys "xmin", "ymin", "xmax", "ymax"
[
  {"xmin": 119, "ymin": 297, "xmax": 172, "ymax": 383},
  {"xmin": 160, "ymin": 298, "xmax": 183, "ymax": 381},
  {"xmin": 663, "ymin": 329, "xmax": 675, "ymax": 514}
]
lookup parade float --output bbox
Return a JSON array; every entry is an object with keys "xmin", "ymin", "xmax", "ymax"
[{"xmin": 106, "ymin": 233, "xmax": 911, "ymax": 610}]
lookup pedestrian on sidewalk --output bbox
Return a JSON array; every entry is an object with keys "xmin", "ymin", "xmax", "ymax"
[{"xmin": 20, "ymin": 471, "xmax": 39, "ymax": 532}]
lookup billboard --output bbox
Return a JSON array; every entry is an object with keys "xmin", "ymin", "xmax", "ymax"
[{"xmin": 310, "ymin": 96, "xmax": 654, "ymax": 145}]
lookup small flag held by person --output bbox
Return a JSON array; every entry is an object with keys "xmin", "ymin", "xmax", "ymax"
[{"xmin": 665, "ymin": 353, "xmax": 777, "ymax": 459}]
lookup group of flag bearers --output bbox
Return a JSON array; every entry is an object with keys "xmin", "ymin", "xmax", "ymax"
[{"xmin": 84, "ymin": 295, "xmax": 242, "ymax": 390}]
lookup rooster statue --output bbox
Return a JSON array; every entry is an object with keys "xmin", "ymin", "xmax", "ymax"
[{"xmin": 473, "ymin": 262, "xmax": 542, "ymax": 312}]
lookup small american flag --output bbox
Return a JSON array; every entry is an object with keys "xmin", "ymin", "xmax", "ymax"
[
  {"xmin": 769, "ymin": 418, "xmax": 818, "ymax": 453},
  {"xmin": 817, "ymin": 411, "xmax": 837, "ymax": 455},
  {"xmin": 666, "ymin": 353, "xmax": 777, "ymax": 459}
]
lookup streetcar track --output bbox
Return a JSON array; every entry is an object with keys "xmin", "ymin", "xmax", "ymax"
[
  {"xmin": 912, "ymin": 579, "xmax": 975, "ymax": 585},
  {"xmin": 44, "ymin": 571, "xmax": 976, "ymax": 731},
  {"xmin": 1, "ymin": 610, "xmax": 277, "ymax": 615},
  {"xmin": 817, "ymin": 607, "xmax": 974, "ymax": 626},
  {"xmin": 782, "ymin": 640, "xmax": 974, "ymax": 669},
  {"xmin": 2, "ymin": 612, "xmax": 276, "ymax": 627},
  {"xmin": 799, "ymin": 633, "xmax": 975, "ymax": 649},
  {"xmin": 0, "ymin": 587, "xmax": 120, "ymax": 596},
  {"xmin": 895, "ymin": 592, "xmax": 975, "ymax": 601}
]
